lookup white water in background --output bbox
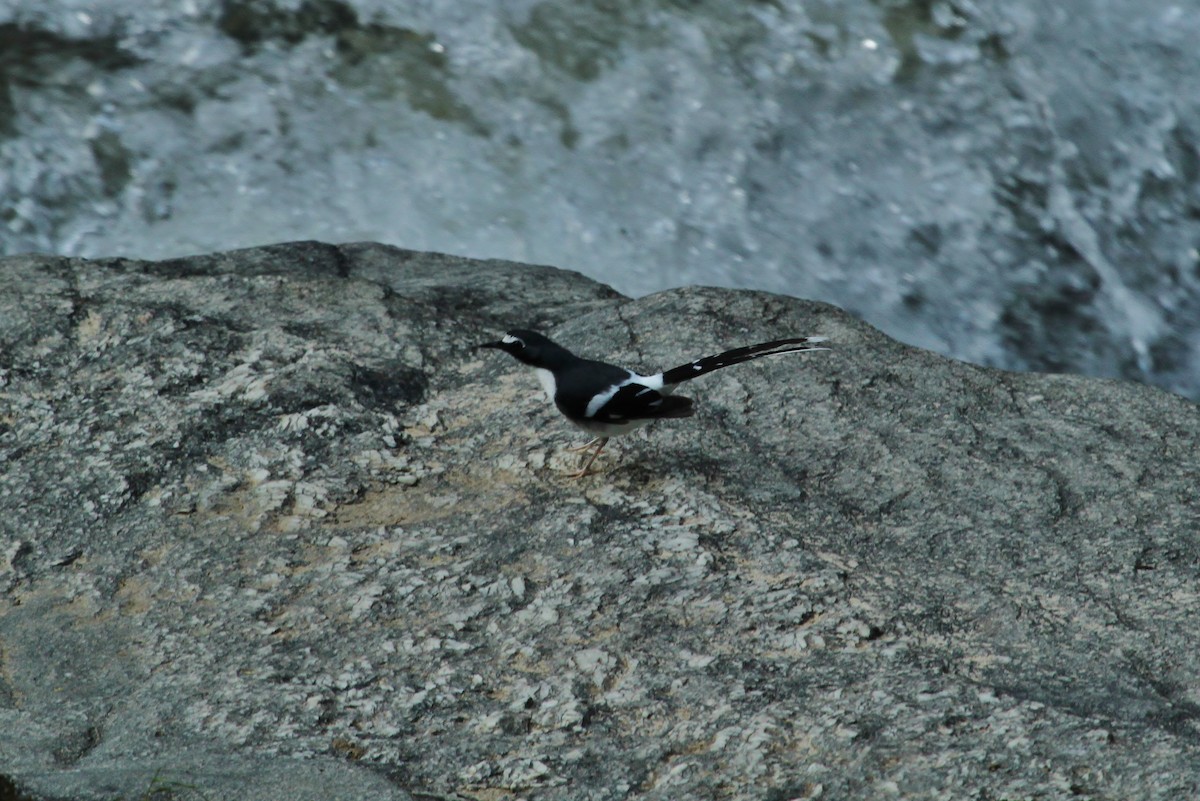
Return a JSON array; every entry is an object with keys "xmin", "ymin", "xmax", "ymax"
[{"xmin": 2, "ymin": 0, "xmax": 1199, "ymax": 398}]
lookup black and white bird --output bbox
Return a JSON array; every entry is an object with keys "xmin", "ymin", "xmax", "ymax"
[{"xmin": 477, "ymin": 329, "xmax": 829, "ymax": 477}]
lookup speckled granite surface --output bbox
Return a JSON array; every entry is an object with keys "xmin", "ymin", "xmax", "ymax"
[{"xmin": 2, "ymin": 242, "xmax": 1198, "ymax": 800}]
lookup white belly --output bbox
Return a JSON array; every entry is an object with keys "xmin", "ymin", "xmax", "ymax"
[{"xmin": 534, "ymin": 368, "xmax": 557, "ymax": 402}]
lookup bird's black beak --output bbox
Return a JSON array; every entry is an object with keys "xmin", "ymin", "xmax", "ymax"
[{"xmin": 475, "ymin": 341, "xmax": 504, "ymax": 351}]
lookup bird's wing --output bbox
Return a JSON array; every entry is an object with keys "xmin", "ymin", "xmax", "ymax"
[{"xmin": 587, "ymin": 380, "xmax": 694, "ymax": 422}]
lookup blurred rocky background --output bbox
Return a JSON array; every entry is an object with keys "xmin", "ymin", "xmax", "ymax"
[{"xmin": 2, "ymin": 0, "xmax": 1199, "ymax": 397}]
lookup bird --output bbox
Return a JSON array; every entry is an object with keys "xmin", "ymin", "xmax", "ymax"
[{"xmin": 477, "ymin": 328, "xmax": 829, "ymax": 477}]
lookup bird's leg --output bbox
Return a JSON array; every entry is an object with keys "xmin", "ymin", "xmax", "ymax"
[
  {"xmin": 566, "ymin": 437, "xmax": 609, "ymax": 478},
  {"xmin": 566, "ymin": 437, "xmax": 601, "ymax": 452}
]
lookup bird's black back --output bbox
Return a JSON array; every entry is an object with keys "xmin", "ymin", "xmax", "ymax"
[{"xmin": 552, "ymin": 358, "xmax": 637, "ymax": 419}]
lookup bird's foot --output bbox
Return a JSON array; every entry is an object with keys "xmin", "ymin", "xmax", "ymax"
[
  {"xmin": 565, "ymin": 465, "xmax": 601, "ymax": 479},
  {"xmin": 564, "ymin": 437, "xmax": 609, "ymax": 478},
  {"xmin": 566, "ymin": 438, "xmax": 601, "ymax": 452}
]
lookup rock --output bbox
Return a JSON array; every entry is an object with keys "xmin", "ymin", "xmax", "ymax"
[{"xmin": 1, "ymin": 241, "xmax": 1197, "ymax": 801}]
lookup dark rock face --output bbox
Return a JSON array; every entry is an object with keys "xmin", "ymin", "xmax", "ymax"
[{"xmin": 1, "ymin": 241, "xmax": 1198, "ymax": 800}]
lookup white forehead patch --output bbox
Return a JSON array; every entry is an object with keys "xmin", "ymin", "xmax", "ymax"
[{"xmin": 502, "ymin": 334, "xmax": 524, "ymax": 346}]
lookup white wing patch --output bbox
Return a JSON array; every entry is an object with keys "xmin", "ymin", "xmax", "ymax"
[
  {"xmin": 584, "ymin": 371, "xmax": 640, "ymax": 418},
  {"xmin": 583, "ymin": 371, "xmax": 667, "ymax": 418},
  {"xmin": 585, "ymin": 383, "xmax": 625, "ymax": 419},
  {"xmin": 502, "ymin": 333, "xmax": 524, "ymax": 346}
]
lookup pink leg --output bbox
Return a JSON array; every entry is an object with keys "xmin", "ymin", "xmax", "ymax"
[{"xmin": 566, "ymin": 438, "xmax": 609, "ymax": 478}]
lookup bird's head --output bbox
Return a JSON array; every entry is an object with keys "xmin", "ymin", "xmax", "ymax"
[{"xmin": 476, "ymin": 329, "xmax": 569, "ymax": 368}]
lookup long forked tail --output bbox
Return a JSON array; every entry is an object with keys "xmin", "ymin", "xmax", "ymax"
[{"xmin": 660, "ymin": 336, "xmax": 829, "ymax": 386}]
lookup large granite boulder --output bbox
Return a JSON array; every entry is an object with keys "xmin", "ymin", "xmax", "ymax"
[{"xmin": 1, "ymin": 241, "xmax": 1197, "ymax": 800}]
